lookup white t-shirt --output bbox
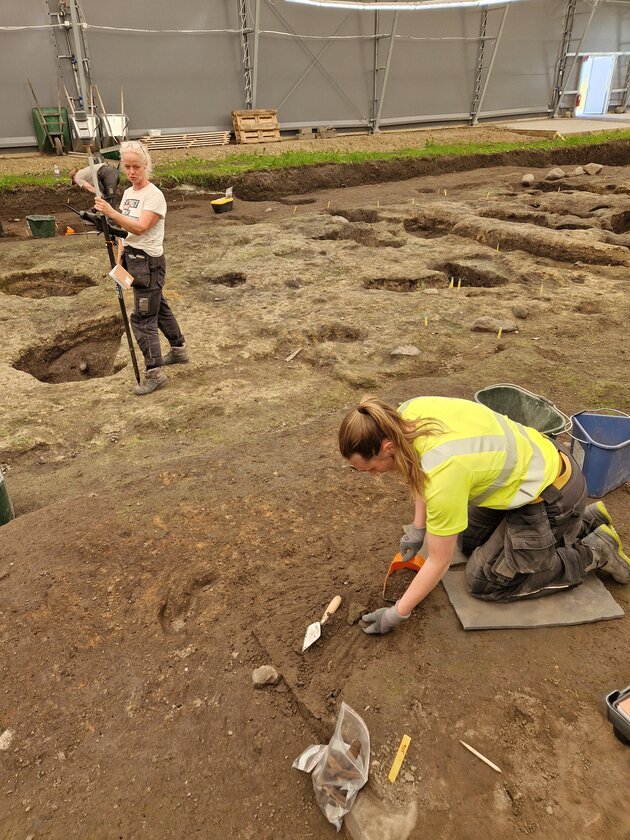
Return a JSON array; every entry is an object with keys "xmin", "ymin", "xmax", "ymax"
[{"xmin": 120, "ymin": 182, "xmax": 167, "ymax": 257}]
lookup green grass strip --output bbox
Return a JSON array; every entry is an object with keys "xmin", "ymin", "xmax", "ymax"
[{"xmin": 2, "ymin": 128, "xmax": 630, "ymax": 192}]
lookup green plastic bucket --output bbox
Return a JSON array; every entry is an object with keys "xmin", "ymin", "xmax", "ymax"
[
  {"xmin": 474, "ymin": 384, "xmax": 571, "ymax": 437},
  {"xmin": 26, "ymin": 215, "xmax": 56, "ymax": 238},
  {"xmin": 0, "ymin": 467, "xmax": 15, "ymax": 526}
]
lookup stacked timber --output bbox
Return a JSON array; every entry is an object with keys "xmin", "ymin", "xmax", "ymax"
[{"xmin": 139, "ymin": 131, "xmax": 231, "ymax": 150}]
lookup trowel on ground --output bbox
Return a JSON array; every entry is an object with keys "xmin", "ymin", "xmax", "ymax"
[{"xmin": 302, "ymin": 595, "xmax": 342, "ymax": 651}]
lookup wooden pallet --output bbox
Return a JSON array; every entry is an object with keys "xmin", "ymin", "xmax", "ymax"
[
  {"xmin": 139, "ymin": 131, "xmax": 231, "ymax": 150},
  {"xmin": 232, "ymin": 109, "xmax": 281, "ymax": 144}
]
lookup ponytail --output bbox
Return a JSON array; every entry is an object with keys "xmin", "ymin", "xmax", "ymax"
[{"xmin": 338, "ymin": 396, "xmax": 443, "ymax": 495}]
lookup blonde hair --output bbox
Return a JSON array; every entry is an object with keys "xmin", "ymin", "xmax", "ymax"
[
  {"xmin": 120, "ymin": 140, "xmax": 153, "ymax": 178},
  {"xmin": 338, "ymin": 396, "xmax": 443, "ymax": 494}
]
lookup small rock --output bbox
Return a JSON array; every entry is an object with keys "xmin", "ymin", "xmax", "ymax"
[
  {"xmin": 572, "ymin": 166, "xmax": 585, "ymax": 176},
  {"xmin": 521, "ymin": 174, "xmax": 535, "ymax": 187},
  {"xmin": 0, "ymin": 729, "xmax": 14, "ymax": 751},
  {"xmin": 545, "ymin": 167, "xmax": 565, "ymax": 181},
  {"xmin": 252, "ymin": 665, "xmax": 281, "ymax": 688},
  {"xmin": 79, "ymin": 360, "xmax": 89, "ymax": 373},
  {"xmin": 329, "ymin": 215, "xmax": 350, "ymax": 224},
  {"xmin": 471, "ymin": 316, "xmax": 518, "ymax": 333},
  {"xmin": 391, "ymin": 345, "xmax": 421, "ymax": 357},
  {"xmin": 423, "ymin": 288, "xmax": 439, "ymax": 295},
  {"xmin": 403, "ymin": 771, "xmax": 415, "ymax": 783},
  {"xmin": 511, "ymin": 305, "xmax": 529, "ymax": 319},
  {"xmin": 347, "ymin": 603, "xmax": 369, "ymax": 625},
  {"xmin": 584, "ymin": 163, "xmax": 603, "ymax": 176},
  {"xmin": 264, "ymin": 207, "xmax": 273, "ymax": 213},
  {"xmin": 546, "ymin": 805, "xmax": 554, "ymax": 815}
]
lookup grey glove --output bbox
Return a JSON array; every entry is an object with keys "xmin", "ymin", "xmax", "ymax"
[
  {"xmin": 400, "ymin": 523, "xmax": 426, "ymax": 562},
  {"xmin": 361, "ymin": 602, "xmax": 410, "ymax": 635}
]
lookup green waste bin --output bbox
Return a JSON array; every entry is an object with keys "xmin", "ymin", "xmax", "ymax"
[
  {"xmin": 474, "ymin": 384, "xmax": 571, "ymax": 437},
  {"xmin": 26, "ymin": 215, "xmax": 56, "ymax": 238},
  {"xmin": 0, "ymin": 467, "xmax": 15, "ymax": 526}
]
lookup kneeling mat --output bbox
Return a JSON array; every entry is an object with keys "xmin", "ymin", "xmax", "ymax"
[{"xmin": 441, "ymin": 571, "xmax": 624, "ymax": 630}]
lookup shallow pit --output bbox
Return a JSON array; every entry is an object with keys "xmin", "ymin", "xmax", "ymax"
[
  {"xmin": 436, "ymin": 260, "xmax": 509, "ymax": 288},
  {"xmin": 14, "ymin": 316, "xmax": 124, "ymax": 383},
  {"xmin": 403, "ymin": 218, "xmax": 446, "ymax": 239},
  {"xmin": 315, "ymin": 226, "xmax": 403, "ymax": 248},
  {"xmin": 0, "ymin": 270, "xmax": 97, "ymax": 299},
  {"xmin": 363, "ymin": 276, "xmax": 424, "ymax": 292},
  {"xmin": 327, "ymin": 208, "xmax": 380, "ymax": 223},
  {"xmin": 309, "ymin": 323, "xmax": 364, "ymax": 343},
  {"xmin": 201, "ymin": 272, "xmax": 247, "ymax": 287},
  {"xmin": 278, "ymin": 197, "xmax": 316, "ymax": 206}
]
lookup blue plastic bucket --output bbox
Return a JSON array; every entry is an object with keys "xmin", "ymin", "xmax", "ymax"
[{"xmin": 570, "ymin": 410, "xmax": 630, "ymax": 497}]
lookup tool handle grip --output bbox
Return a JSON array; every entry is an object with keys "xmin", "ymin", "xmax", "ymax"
[{"xmin": 320, "ymin": 595, "xmax": 342, "ymax": 625}]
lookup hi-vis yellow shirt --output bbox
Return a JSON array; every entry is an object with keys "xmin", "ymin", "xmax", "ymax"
[{"xmin": 398, "ymin": 397, "xmax": 560, "ymax": 537}]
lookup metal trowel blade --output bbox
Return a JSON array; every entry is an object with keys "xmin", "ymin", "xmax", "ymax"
[{"xmin": 302, "ymin": 621, "xmax": 321, "ymax": 652}]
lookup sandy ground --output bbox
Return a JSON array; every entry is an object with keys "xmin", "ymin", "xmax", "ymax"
[{"xmin": 1, "ymin": 147, "xmax": 630, "ymax": 840}]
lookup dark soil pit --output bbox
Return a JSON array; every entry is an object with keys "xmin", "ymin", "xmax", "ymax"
[
  {"xmin": 0, "ymin": 269, "xmax": 97, "ymax": 299},
  {"xmin": 14, "ymin": 316, "xmax": 124, "ymax": 383},
  {"xmin": 436, "ymin": 260, "xmax": 510, "ymax": 287},
  {"xmin": 327, "ymin": 208, "xmax": 380, "ymax": 223},
  {"xmin": 200, "ymin": 272, "xmax": 247, "ymax": 287},
  {"xmin": 609, "ymin": 211, "xmax": 630, "ymax": 234}
]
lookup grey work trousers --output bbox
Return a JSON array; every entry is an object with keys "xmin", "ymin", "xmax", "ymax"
[
  {"xmin": 464, "ymin": 443, "xmax": 591, "ymax": 601},
  {"xmin": 123, "ymin": 246, "xmax": 184, "ymax": 370}
]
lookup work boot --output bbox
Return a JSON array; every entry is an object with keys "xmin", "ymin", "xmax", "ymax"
[
  {"xmin": 162, "ymin": 343, "xmax": 189, "ymax": 365},
  {"xmin": 133, "ymin": 367, "xmax": 167, "ymax": 396},
  {"xmin": 582, "ymin": 524, "xmax": 630, "ymax": 584},
  {"xmin": 579, "ymin": 501, "xmax": 613, "ymax": 538}
]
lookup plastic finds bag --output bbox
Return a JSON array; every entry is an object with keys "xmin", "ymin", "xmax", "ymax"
[{"xmin": 293, "ymin": 702, "xmax": 370, "ymax": 831}]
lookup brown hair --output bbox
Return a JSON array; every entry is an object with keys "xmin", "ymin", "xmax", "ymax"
[{"xmin": 338, "ymin": 396, "xmax": 443, "ymax": 494}]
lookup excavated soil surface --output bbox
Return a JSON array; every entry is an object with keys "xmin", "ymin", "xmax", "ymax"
[{"xmin": 1, "ymin": 150, "xmax": 630, "ymax": 840}]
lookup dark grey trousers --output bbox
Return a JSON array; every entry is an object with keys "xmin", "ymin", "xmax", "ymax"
[
  {"xmin": 123, "ymin": 246, "xmax": 184, "ymax": 370},
  {"xmin": 464, "ymin": 443, "xmax": 591, "ymax": 601}
]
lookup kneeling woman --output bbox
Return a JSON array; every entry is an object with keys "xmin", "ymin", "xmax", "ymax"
[
  {"xmin": 339, "ymin": 396, "xmax": 630, "ymax": 635},
  {"xmin": 95, "ymin": 141, "xmax": 188, "ymax": 395}
]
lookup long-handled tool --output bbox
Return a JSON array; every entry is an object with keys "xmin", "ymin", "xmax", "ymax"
[
  {"xmin": 65, "ymin": 194, "xmax": 141, "ymax": 385},
  {"xmin": 302, "ymin": 595, "xmax": 342, "ymax": 651},
  {"xmin": 383, "ymin": 553, "xmax": 425, "ymax": 603}
]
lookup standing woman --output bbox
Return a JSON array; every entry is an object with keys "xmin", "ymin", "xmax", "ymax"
[
  {"xmin": 339, "ymin": 396, "xmax": 630, "ymax": 635},
  {"xmin": 94, "ymin": 141, "xmax": 188, "ymax": 396}
]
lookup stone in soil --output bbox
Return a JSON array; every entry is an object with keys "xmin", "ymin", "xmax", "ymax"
[{"xmin": 252, "ymin": 665, "xmax": 281, "ymax": 688}]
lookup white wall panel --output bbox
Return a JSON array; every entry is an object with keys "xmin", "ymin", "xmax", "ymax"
[{"xmin": 1, "ymin": 1, "xmax": 628, "ymax": 147}]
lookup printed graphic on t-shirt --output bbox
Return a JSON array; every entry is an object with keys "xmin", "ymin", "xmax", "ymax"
[{"xmin": 122, "ymin": 198, "xmax": 140, "ymax": 216}]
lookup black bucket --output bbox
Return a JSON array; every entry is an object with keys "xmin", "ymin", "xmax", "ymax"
[{"xmin": 474, "ymin": 384, "xmax": 571, "ymax": 437}]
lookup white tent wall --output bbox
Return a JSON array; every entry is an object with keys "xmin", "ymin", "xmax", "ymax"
[
  {"xmin": 472, "ymin": 1, "xmax": 565, "ymax": 118},
  {"xmin": 83, "ymin": 1, "xmax": 244, "ymax": 132},
  {"xmin": 558, "ymin": 3, "xmax": 630, "ymax": 112},
  {"xmin": 254, "ymin": 3, "xmax": 376, "ymax": 127},
  {"xmin": 1, "ymin": 0, "xmax": 63, "ymax": 147},
  {"xmin": 1, "ymin": 0, "xmax": 629, "ymax": 149}
]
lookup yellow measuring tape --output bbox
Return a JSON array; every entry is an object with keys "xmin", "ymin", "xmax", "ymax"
[{"xmin": 388, "ymin": 734, "xmax": 411, "ymax": 783}]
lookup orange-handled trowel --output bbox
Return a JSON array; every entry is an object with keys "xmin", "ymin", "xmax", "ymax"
[{"xmin": 302, "ymin": 595, "xmax": 342, "ymax": 652}]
